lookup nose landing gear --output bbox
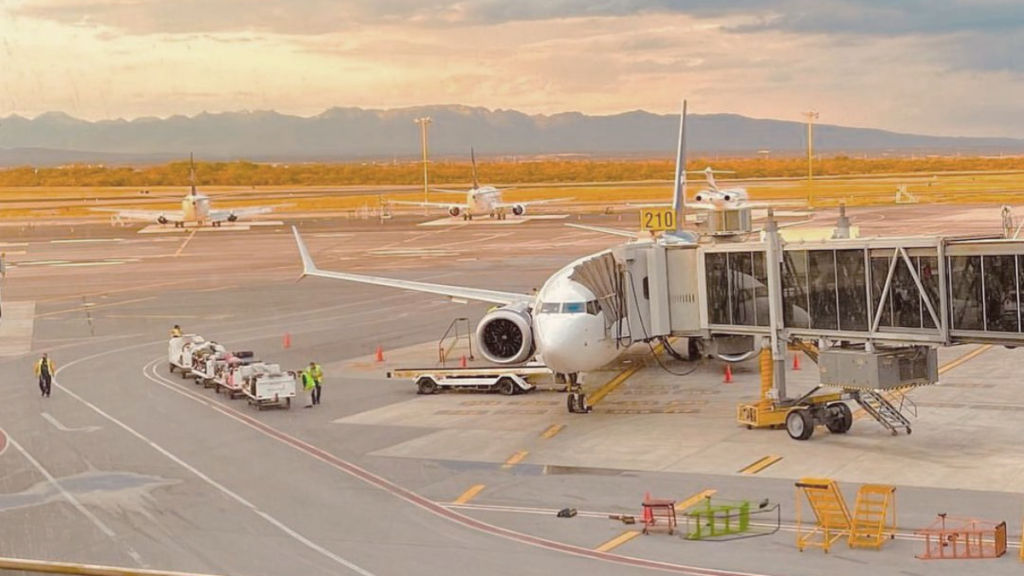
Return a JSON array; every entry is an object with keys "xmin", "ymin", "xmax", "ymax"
[{"xmin": 564, "ymin": 372, "xmax": 591, "ymax": 413}]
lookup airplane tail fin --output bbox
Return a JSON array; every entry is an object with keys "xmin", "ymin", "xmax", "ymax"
[
  {"xmin": 672, "ymin": 100, "xmax": 687, "ymax": 231},
  {"xmin": 189, "ymin": 153, "xmax": 198, "ymax": 196},
  {"xmin": 292, "ymin": 226, "xmax": 319, "ymax": 279},
  {"xmin": 470, "ymin": 148, "xmax": 480, "ymax": 190}
]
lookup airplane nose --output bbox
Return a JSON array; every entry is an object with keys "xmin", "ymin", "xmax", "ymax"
[{"xmin": 536, "ymin": 318, "xmax": 591, "ymax": 373}]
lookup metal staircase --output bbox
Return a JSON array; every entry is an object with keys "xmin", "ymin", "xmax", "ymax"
[
  {"xmin": 795, "ymin": 478, "xmax": 852, "ymax": 553},
  {"xmin": 854, "ymin": 390, "xmax": 913, "ymax": 436},
  {"xmin": 849, "ymin": 485, "xmax": 896, "ymax": 549}
]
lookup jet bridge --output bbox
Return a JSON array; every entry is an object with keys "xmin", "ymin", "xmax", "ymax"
[{"xmin": 614, "ymin": 210, "xmax": 1024, "ymax": 439}]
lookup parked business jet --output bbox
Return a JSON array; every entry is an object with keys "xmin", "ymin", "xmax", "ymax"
[
  {"xmin": 390, "ymin": 149, "xmax": 570, "ymax": 220},
  {"xmin": 95, "ymin": 155, "xmax": 281, "ymax": 228}
]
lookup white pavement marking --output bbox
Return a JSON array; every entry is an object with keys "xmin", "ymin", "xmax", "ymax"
[
  {"xmin": 41, "ymin": 412, "xmax": 101, "ymax": 433},
  {"xmin": 51, "ymin": 238, "xmax": 124, "ymax": 244},
  {"xmin": 2, "ymin": 428, "xmax": 147, "ymax": 566},
  {"xmin": 0, "ymin": 301, "xmax": 35, "ymax": 357},
  {"xmin": 49, "ymin": 358, "xmax": 378, "ymax": 576}
]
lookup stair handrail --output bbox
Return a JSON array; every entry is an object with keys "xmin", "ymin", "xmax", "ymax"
[{"xmin": 438, "ymin": 317, "xmax": 474, "ymax": 366}]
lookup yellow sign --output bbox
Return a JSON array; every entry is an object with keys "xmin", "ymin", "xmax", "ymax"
[{"xmin": 639, "ymin": 208, "xmax": 676, "ymax": 232}]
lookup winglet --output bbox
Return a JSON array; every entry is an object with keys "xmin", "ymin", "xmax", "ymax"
[{"xmin": 292, "ymin": 226, "xmax": 318, "ymax": 279}]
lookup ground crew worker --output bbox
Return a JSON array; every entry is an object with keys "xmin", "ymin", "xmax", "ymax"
[
  {"xmin": 35, "ymin": 353, "xmax": 55, "ymax": 398},
  {"xmin": 309, "ymin": 361, "xmax": 324, "ymax": 405},
  {"xmin": 301, "ymin": 369, "xmax": 315, "ymax": 408},
  {"xmin": 171, "ymin": 325, "xmax": 183, "ymax": 338}
]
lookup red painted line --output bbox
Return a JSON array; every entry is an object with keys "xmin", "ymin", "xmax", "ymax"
[{"xmin": 144, "ymin": 359, "xmax": 769, "ymax": 576}]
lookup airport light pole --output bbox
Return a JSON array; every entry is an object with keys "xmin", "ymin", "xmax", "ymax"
[
  {"xmin": 414, "ymin": 117, "xmax": 432, "ymax": 204},
  {"xmin": 803, "ymin": 110, "xmax": 819, "ymax": 207}
]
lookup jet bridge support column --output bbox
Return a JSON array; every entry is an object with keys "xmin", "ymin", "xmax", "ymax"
[{"xmin": 763, "ymin": 211, "xmax": 788, "ymax": 401}]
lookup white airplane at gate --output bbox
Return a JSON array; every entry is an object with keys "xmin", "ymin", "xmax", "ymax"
[
  {"xmin": 94, "ymin": 155, "xmax": 281, "ymax": 228},
  {"xmin": 390, "ymin": 149, "xmax": 571, "ymax": 220},
  {"xmin": 291, "ymin": 107, "xmax": 704, "ymax": 412}
]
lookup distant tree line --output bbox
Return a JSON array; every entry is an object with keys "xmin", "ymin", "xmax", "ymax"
[{"xmin": 1, "ymin": 156, "xmax": 1023, "ymax": 188}]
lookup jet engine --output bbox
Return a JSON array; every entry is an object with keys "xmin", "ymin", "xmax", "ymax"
[
  {"xmin": 157, "ymin": 215, "xmax": 168, "ymax": 224},
  {"xmin": 720, "ymin": 192, "xmax": 735, "ymax": 202},
  {"xmin": 511, "ymin": 204, "xmax": 526, "ymax": 216},
  {"xmin": 693, "ymin": 192, "xmax": 709, "ymax": 203},
  {"xmin": 476, "ymin": 305, "xmax": 534, "ymax": 364},
  {"xmin": 448, "ymin": 206, "xmax": 461, "ymax": 217},
  {"xmin": 227, "ymin": 214, "xmax": 238, "ymax": 222}
]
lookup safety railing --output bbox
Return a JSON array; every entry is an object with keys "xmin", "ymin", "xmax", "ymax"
[{"xmin": 438, "ymin": 317, "xmax": 474, "ymax": 366}]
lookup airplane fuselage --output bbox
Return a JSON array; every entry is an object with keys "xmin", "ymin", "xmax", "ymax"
[
  {"xmin": 181, "ymin": 193, "xmax": 212, "ymax": 224},
  {"xmin": 466, "ymin": 186, "xmax": 503, "ymax": 217}
]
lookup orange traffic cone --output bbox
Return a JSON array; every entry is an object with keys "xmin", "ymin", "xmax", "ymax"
[
  {"xmin": 283, "ymin": 333, "xmax": 291, "ymax": 349},
  {"xmin": 723, "ymin": 364, "xmax": 734, "ymax": 384},
  {"xmin": 375, "ymin": 345, "xmax": 385, "ymax": 363},
  {"xmin": 642, "ymin": 491, "xmax": 654, "ymax": 524},
  {"xmin": 792, "ymin": 353, "xmax": 801, "ymax": 371},
  {"xmin": 460, "ymin": 355, "xmax": 468, "ymax": 368}
]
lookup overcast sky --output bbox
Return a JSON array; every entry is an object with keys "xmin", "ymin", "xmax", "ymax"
[{"xmin": 1, "ymin": 0, "xmax": 1022, "ymax": 137}]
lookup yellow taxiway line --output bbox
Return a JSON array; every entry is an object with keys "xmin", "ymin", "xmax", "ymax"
[
  {"xmin": 540, "ymin": 424, "xmax": 565, "ymax": 439},
  {"xmin": 738, "ymin": 455, "xmax": 783, "ymax": 475},
  {"xmin": 595, "ymin": 530, "xmax": 642, "ymax": 552},
  {"xmin": 453, "ymin": 484, "xmax": 486, "ymax": 505},
  {"xmin": 501, "ymin": 450, "xmax": 529, "ymax": 469},
  {"xmin": 938, "ymin": 344, "xmax": 992, "ymax": 375},
  {"xmin": 675, "ymin": 489, "xmax": 718, "ymax": 512}
]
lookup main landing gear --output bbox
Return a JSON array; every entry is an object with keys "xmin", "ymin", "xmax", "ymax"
[{"xmin": 564, "ymin": 373, "xmax": 591, "ymax": 414}]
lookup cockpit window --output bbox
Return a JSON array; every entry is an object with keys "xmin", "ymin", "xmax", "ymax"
[
  {"xmin": 539, "ymin": 302, "xmax": 560, "ymax": 314},
  {"xmin": 562, "ymin": 302, "xmax": 585, "ymax": 314}
]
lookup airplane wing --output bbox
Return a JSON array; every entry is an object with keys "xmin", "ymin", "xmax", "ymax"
[
  {"xmin": 388, "ymin": 200, "xmax": 467, "ymax": 209},
  {"xmin": 493, "ymin": 197, "xmax": 572, "ymax": 209},
  {"xmin": 208, "ymin": 205, "xmax": 282, "ymax": 222},
  {"xmin": 292, "ymin": 227, "xmax": 531, "ymax": 306},
  {"xmin": 91, "ymin": 208, "xmax": 186, "ymax": 223},
  {"xmin": 429, "ymin": 188, "xmax": 471, "ymax": 195}
]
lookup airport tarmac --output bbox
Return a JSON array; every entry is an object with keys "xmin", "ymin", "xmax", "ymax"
[{"xmin": 2, "ymin": 204, "xmax": 1024, "ymax": 576}]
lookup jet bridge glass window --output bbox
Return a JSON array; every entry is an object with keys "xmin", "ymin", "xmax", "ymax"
[
  {"xmin": 705, "ymin": 252, "xmax": 730, "ymax": 325},
  {"xmin": 808, "ymin": 250, "xmax": 839, "ymax": 330},
  {"xmin": 919, "ymin": 256, "xmax": 940, "ymax": 329},
  {"xmin": 729, "ymin": 252, "xmax": 757, "ymax": 326},
  {"xmin": 949, "ymin": 255, "xmax": 983, "ymax": 331},
  {"xmin": 982, "ymin": 255, "xmax": 1019, "ymax": 332},
  {"xmin": 891, "ymin": 256, "xmax": 921, "ymax": 329},
  {"xmin": 835, "ymin": 249, "xmax": 868, "ymax": 331},
  {"xmin": 781, "ymin": 251, "xmax": 810, "ymax": 329},
  {"xmin": 753, "ymin": 252, "xmax": 769, "ymax": 327},
  {"xmin": 870, "ymin": 256, "xmax": 894, "ymax": 328}
]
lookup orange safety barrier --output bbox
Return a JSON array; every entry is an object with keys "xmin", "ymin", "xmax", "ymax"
[
  {"xmin": 916, "ymin": 514, "xmax": 1007, "ymax": 559},
  {"xmin": 375, "ymin": 345, "xmax": 385, "ymax": 362},
  {"xmin": 723, "ymin": 365, "xmax": 733, "ymax": 384}
]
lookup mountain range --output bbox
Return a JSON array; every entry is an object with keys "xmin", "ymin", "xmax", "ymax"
[{"xmin": 0, "ymin": 105, "xmax": 1022, "ymax": 166}]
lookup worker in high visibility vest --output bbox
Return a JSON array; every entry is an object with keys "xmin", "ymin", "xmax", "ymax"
[
  {"xmin": 170, "ymin": 325, "xmax": 183, "ymax": 338},
  {"xmin": 301, "ymin": 369, "xmax": 316, "ymax": 408},
  {"xmin": 34, "ymin": 353, "xmax": 55, "ymax": 398},
  {"xmin": 308, "ymin": 361, "xmax": 324, "ymax": 406}
]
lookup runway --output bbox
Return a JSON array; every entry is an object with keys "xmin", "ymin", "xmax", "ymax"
[{"xmin": 2, "ymin": 205, "xmax": 1024, "ymax": 576}]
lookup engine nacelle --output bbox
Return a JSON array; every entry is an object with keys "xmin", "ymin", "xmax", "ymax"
[
  {"xmin": 157, "ymin": 215, "xmax": 168, "ymax": 224},
  {"xmin": 448, "ymin": 206, "xmax": 461, "ymax": 217},
  {"xmin": 227, "ymin": 214, "xmax": 238, "ymax": 222},
  {"xmin": 476, "ymin": 306, "xmax": 534, "ymax": 364},
  {"xmin": 511, "ymin": 204, "xmax": 525, "ymax": 216},
  {"xmin": 693, "ymin": 193, "xmax": 708, "ymax": 203},
  {"xmin": 721, "ymin": 193, "xmax": 734, "ymax": 202}
]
